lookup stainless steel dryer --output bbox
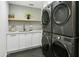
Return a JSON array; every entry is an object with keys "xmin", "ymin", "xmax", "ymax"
[
  {"xmin": 42, "ymin": 4, "xmax": 52, "ymax": 57},
  {"xmin": 51, "ymin": 1, "xmax": 79, "ymax": 37},
  {"xmin": 51, "ymin": 34, "xmax": 78, "ymax": 57},
  {"xmin": 42, "ymin": 4, "xmax": 51, "ymax": 32},
  {"xmin": 42, "ymin": 32, "xmax": 52, "ymax": 57}
]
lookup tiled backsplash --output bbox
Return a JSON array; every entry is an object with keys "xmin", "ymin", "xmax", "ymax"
[{"xmin": 9, "ymin": 21, "xmax": 42, "ymax": 32}]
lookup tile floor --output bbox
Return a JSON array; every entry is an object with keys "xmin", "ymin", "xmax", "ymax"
[{"xmin": 7, "ymin": 47, "xmax": 45, "ymax": 57}]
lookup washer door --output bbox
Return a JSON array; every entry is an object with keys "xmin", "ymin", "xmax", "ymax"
[
  {"xmin": 42, "ymin": 10, "xmax": 50, "ymax": 25},
  {"xmin": 53, "ymin": 3, "xmax": 71, "ymax": 25},
  {"xmin": 42, "ymin": 33, "xmax": 51, "ymax": 56},
  {"xmin": 52, "ymin": 41, "xmax": 70, "ymax": 57}
]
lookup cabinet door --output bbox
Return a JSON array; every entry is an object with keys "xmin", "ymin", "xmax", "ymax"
[
  {"xmin": 38, "ymin": 32, "xmax": 42, "ymax": 45},
  {"xmin": 19, "ymin": 34, "xmax": 26, "ymax": 49},
  {"xmin": 25, "ymin": 33, "xmax": 32, "ymax": 48},
  {"xmin": 19, "ymin": 33, "xmax": 32, "ymax": 49},
  {"xmin": 7, "ymin": 34, "xmax": 19, "ymax": 52},
  {"xmin": 31, "ymin": 33, "xmax": 42, "ymax": 47}
]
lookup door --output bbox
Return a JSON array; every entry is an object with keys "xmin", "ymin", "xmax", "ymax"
[
  {"xmin": 42, "ymin": 32, "xmax": 52, "ymax": 57},
  {"xmin": 52, "ymin": 2, "xmax": 71, "ymax": 35},
  {"xmin": 7, "ymin": 34, "xmax": 19, "ymax": 52},
  {"xmin": 52, "ymin": 41, "xmax": 69, "ymax": 57},
  {"xmin": 42, "ymin": 9, "xmax": 51, "ymax": 32}
]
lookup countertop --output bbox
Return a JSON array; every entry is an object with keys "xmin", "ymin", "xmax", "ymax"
[{"xmin": 7, "ymin": 30, "xmax": 42, "ymax": 35}]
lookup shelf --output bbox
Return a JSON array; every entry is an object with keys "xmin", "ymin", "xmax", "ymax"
[{"xmin": 8, "ymin": 18, "xmax": 41, "ymax": 22}]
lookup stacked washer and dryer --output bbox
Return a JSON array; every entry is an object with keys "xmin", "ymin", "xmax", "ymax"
[
  {"xmin": 42, "ymin": 3, "xmax": 52, "ymax": 57},
  {"xmin": 42, "ymin": 1, "xmax": 79, "ymax": 57}
]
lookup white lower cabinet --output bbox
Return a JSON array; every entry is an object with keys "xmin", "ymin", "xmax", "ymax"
[
  {"xmin": 19, "ymin": 33, "xmax": 31, "ymax": 49},
  {"xmin": 7, "ymin": 34, "xmax": 19, "ymax": 52},
  {"xmin": 38, "ymin": 33, "xmax": 42, "ymax": 46},
  {"xmin": 7, "ymin": 32, "xmax": 42, "ymax": 52},
  {"xmin": 25, "ymin": 33, "xmax": 32, "ymax": 48},
  {"xmin": 31, "ymin": 33, "xmax": 42, "ymax": 47},
  {"xmin": 19, "ymin": 34, "xmax": 26, "ymax": 49}
]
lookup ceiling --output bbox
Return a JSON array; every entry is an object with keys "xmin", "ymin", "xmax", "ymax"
[{"xmin": 8, "ymin": 1, "xmax": 47, "ymax": 9}]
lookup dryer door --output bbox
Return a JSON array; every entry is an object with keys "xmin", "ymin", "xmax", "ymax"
[
  {"xmin": 42, "ymin": 9, "xmax": 51, "ymax": 32},
  {"xmin": 53, "ymin": 3, "xmax": 71, "ymax": 25},
  {"xmin": 52, "ymin": 2, "xmax": 72, "ymax": 36},
  {"xmin": 42, "ymin": 32, "xmax": 52, "ymax": 56},
  {"xmin": 52, "ymin": 41, "xmax": 70, "ymax": 57},
  {"xmin": 42, "ymin": 10, "xmax": 50, "ymax": 25}
]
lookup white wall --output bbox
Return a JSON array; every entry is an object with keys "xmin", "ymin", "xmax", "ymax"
[
  {"xmin": 0, "ymin": 1, "xmax": 8, "ymax": 57},
  {"xmin": 43, "ymin": 1, "xmax": 53, "ymax": 8}
]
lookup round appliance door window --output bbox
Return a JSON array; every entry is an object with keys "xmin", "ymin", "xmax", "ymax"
[
  {"xmin": 53, "ymin": 4, "xmax": 70, "ymax": 25},
  {"xmin": 42, "ymin": 34, "xmax": 50, "ymax": 56},
  {"xmin": 52, "ymin": 41, "xmax": 69, "ymax": 57},
  {"xmin": 42, "ymin": 10, "xmax": 50, "ymax": 25}
]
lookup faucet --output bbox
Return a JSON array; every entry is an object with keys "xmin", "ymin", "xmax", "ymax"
[{"xmin": 23, "ymin": 23, "xmax": 25, "ymax": 31}]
